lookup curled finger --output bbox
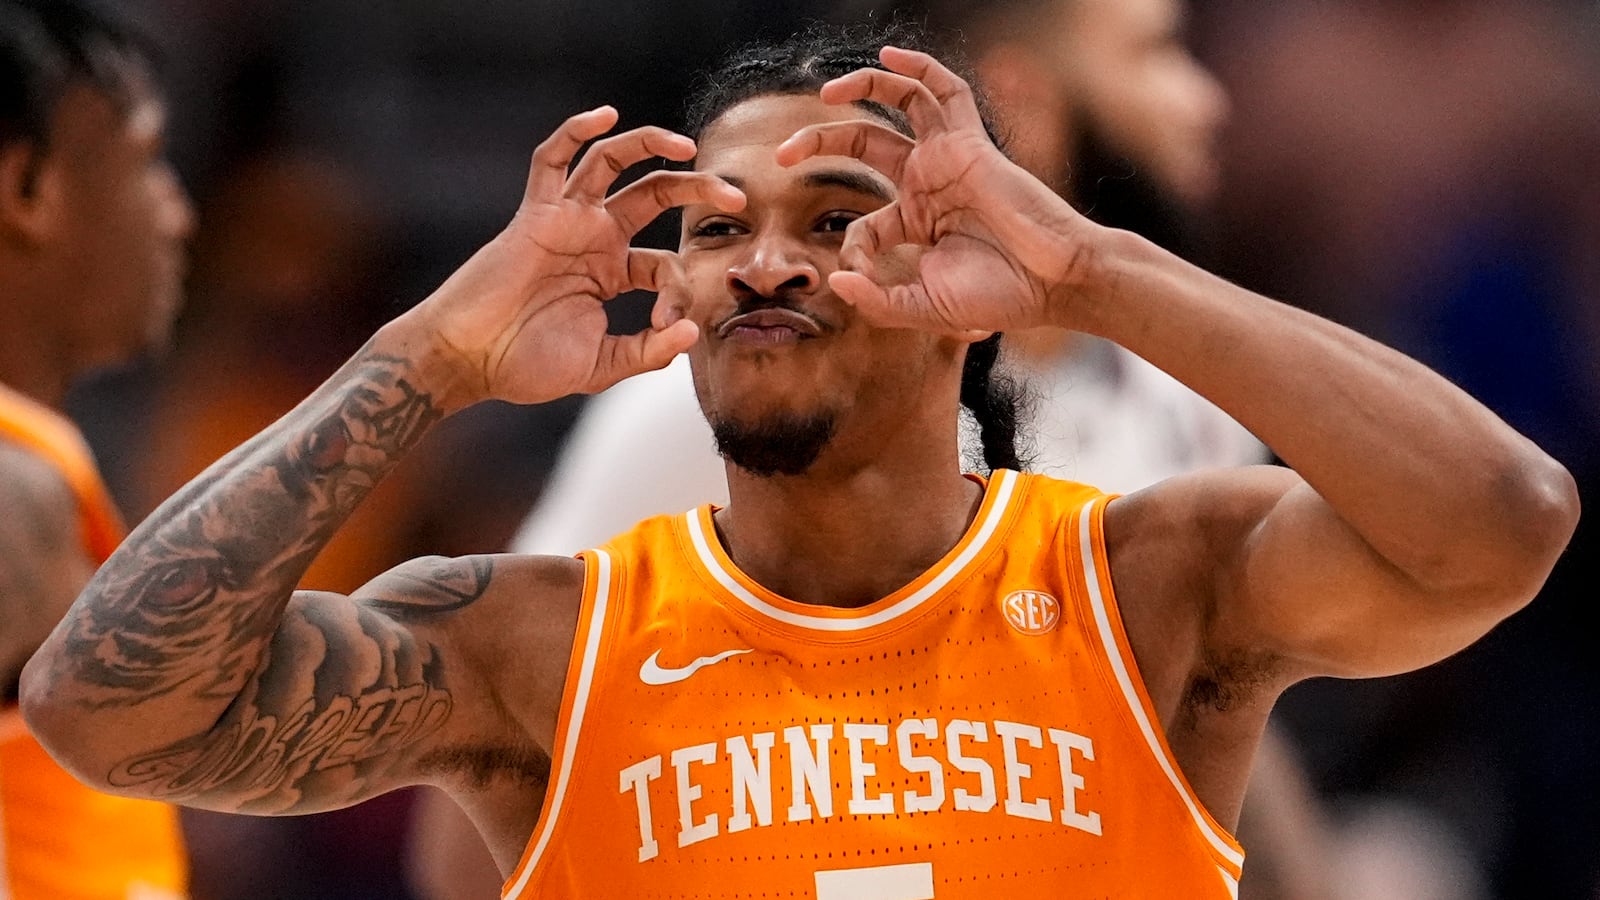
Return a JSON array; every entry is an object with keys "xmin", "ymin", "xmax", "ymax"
[
  {"xmin": 606, "ymin": 171, "xmax": 745, "ymax": 237},
  {"xmin": 878, "ymin": 46, "xmax": 985, "ymax": 133},
  {"xmin": 526, "ymin": 106, "xmax": 618, "ymax": 204},
  {"xmin": 819, "ymin": 68, "xmax": 947, "ymax": 137},
  {"xmin": 775, "ymin": 121, "xmax": 915, "ymax": 182},
  {"xmin": 842, "ymin": 204, "xmax": 915, "ymax": 270},
  {"xmin": 624, "ymin": 250, "xmax": 696, "ymax": 330},
  {"xmin": 830, "ymin": 275, "xmax": 979, "ymax": 340},
  {"xmin": 566, "ymin": 126, "xmax": 697, "ymax": 202},
  {"xmin": 623, "ymin": 247, "xmax": 682, "ymax": 297}
]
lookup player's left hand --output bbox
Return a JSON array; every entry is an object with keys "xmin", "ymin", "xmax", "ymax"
[{"xmin": 776, "ymin": 46, "xmax": 1098, "ymax": 337}]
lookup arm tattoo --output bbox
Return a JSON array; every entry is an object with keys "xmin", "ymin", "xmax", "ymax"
[
  {"xmin": 52, "ymin": 349, "xmax": 444, "ymax": 710},
  {"xmin": 362, "ymin": 556, "xmax": 495, "ymax": 622},
  {"xmin": 105, "ymin": 557, "xmax": 498, "ymax": 812}
]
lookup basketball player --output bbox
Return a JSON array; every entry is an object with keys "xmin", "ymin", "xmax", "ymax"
[
  {"xmin": 0, "ymin": 1, "xmax": 192, "ymax": 897},
  {"xmin": 413, "ymin": 4, "xmax": 1271, "ymax": 892},
  {"xmin": 22, "ymin": 24, "xmax": 1576, "ymax": 900}
]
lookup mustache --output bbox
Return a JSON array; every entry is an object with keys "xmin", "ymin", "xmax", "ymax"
[{"xmin": 711, "ymin": 290, "xmax": 826, "ymax": 334}]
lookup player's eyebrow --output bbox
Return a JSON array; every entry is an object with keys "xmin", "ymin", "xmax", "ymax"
[
  {"xmin": 801, "ymin": 169, "xmax": 893, "ymax": 203},
  {"xmin": 708, "ymin": 170, "xmax": 893, "ymax": 204}
]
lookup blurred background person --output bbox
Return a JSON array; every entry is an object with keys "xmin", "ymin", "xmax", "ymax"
[{"xmin": 0, "ymin": 0, "xmax": 193, "ymax": 896}]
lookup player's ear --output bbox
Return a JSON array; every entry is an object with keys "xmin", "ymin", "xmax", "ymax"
[{"xmin": 0, "ymin": 140, "xmax": 66, "ymax": 247}]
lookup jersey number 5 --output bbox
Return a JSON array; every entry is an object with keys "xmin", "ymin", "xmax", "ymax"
[{"xmin": 814, "ymin": 862, "xmax": 935, "ymax": 899}]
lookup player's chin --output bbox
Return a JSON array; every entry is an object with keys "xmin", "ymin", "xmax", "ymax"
[
  {"xmin": 707, "ymin": 369, "xmax": 835, "ymax": 422},
  {"xmin": 707, "ymin": 335, "xmax": 830, "ymax": 379}
]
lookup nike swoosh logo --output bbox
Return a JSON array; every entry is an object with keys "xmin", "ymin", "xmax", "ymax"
[{"xmin": 639, "ymin": 648, "xmax": 753, "ymax": 686}]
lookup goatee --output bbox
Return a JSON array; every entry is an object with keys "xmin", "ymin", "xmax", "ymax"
[{"xmin": 710, "ymin": 412, "xmax": 837, "ymax": 477}]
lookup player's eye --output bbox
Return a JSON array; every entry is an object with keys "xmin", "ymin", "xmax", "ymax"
[
  {"xmin": 816, "ymin": 212, "xmax": 859, "ymax": 234},
  {"xmin": 690, "ymin": 219, "xmax": 744, "ymax": 238}
]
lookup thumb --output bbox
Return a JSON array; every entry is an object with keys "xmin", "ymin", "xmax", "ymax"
[
  {"xmin": 828, "ymin": 270, "xmax": 929, "ymax": 329},
  {"xmin": 590, "ymin": 319, "xmax": 699, "ymax": 392}
]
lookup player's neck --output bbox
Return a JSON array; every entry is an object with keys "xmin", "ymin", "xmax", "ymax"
[{"xmin": 715, "ymin": 446, "xmax": 984, "ymax": 610}]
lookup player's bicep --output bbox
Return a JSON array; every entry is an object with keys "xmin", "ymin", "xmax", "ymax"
[
  {"xmin": 102, "ymin": 555, "xmax": 508, "ymax": 816},
  {"xmin": 1223, "ymin": 470, "xmax": 1511, "ymax": 678}
]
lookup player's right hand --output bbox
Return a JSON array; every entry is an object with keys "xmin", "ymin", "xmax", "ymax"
[{"xmin": 407, "ymin": 106, "xmax": 745, "ymax": 407}]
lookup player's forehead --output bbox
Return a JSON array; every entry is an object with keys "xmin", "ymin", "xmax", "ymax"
[{"xmin": 693, "ymin": 93, "xmax": 896, "ymax": 201}]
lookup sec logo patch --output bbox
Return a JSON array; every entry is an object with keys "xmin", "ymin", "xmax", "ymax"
[{"xmin": 1002, "ymin": 590, "xmax": 1061, "ymax": 635}]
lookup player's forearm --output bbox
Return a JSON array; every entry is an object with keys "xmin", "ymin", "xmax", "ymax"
[
  {"xmin": 1061, "ymin": 228, "xmax": 1579, "ymax": 596},
  {"xmin": 21, "ymin": 314, "xmax": 473, "ymax": 760}
]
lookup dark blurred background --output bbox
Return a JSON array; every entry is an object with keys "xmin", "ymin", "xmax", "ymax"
[{"xmin": 63, "ymin": 1, "xmax": 1599, "ymax": 898}]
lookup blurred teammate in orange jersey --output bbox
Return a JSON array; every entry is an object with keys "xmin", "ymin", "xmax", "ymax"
[
  {"xmin": 0, "ymin": 0, "xmax": 194, "ymax": 897},
  {"xmin": 22, "ymin": 17, "xmax": 1576, "ymax": 900}
]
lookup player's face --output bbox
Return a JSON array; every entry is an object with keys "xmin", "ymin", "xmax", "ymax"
[
  {"xmin": 48, "ymin": 78, "xmax": 194, "ymax": 364},
  {"xmin": 1065, "ymin": 0, "xmax": 1228, "ymax": 206},
  {"xmin": 679, "ymin": 94, "xmax": 952, "ymax": 473}
]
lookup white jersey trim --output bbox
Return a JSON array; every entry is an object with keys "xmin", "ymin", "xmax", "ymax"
[
  {"xmin": 502, "ymin": 549, "xmax": 614, "ymax": 900},
  {"xmin": 1076, "ymin": 496, "xmax": 1247, "ymax": 870},
  {"xmin": 686, "ymin": 469, "xmax": 1019, "ymax": 633}
]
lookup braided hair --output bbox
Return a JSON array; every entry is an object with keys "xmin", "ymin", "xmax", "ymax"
[{"xmin": 684, "ymin": 20, "xmax": 1032, "ymax": 474}]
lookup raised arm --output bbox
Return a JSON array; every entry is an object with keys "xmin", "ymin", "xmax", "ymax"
[
  {"xmin": 0, "ymin": 444, "xmax": 95, "ymax": 701},
  {"xmin": 20, "ymin": 108, "xmax": 744, "ymax": 815},
  {"xmin": 1077, "ymin": 235, "xmax": 1574, "ymax": 679},
  {"xmin": 781, "ymin": 46, "xmax": 1578, "ymax": 683}
]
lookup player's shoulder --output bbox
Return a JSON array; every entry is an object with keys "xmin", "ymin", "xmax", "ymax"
[
  {"xmin": 1099, "ymin": 466, "xmax": 1303, "ymax": 635},
  {"xmin": 1104, "ymin": 465, "xmax": 1301, "ymax": 556},
  {"xmin": 1091, "ymin": 466, "xmax": 1304, "ymax": 722},
  {"xmin": 359, "ymin": 553, "xmax": 589, "ymax": 721},
  {"xmin": 350, "ymin": 553, "xmax": 588, "ymax": 658},
  {"xmin": 368, "ymin": 552, "xmax": 586, "ymax": 610}
]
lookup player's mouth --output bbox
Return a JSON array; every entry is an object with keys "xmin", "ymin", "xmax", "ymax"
[{"xmin": 715, "ymin": 308, "xmax": 825, "ymax": 345}]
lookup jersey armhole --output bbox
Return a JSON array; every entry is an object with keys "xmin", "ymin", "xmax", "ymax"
[
  {"xmin": 1065, "ymin": 495, "xmax": 1247, "ymax": 888},
  {"xmin": 500, "ymin": 547, "xmax": 622, "ymax": 900}
]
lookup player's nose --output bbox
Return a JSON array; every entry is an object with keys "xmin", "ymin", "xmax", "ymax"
[{"xmin": 726, "ymin": 235, "xmax": 819, "ymax": 299}]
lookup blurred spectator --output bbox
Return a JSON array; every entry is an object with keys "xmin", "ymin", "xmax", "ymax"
[
  {"xmin": 0, "ymin": 0, "xmax": 194, "ymax": 896},
  {"xmin": 1196, "ymin": 1, "xmax": 1600, "ymax": 896}
]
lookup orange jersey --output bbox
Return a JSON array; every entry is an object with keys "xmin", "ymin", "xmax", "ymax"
[
  {"xmin": 503, "ymin": 469, "xmax": 1244, "ymax": 899},
  {"xmin": 0, "ymin": 385, "xmax": 188, "ymax": 900}
]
